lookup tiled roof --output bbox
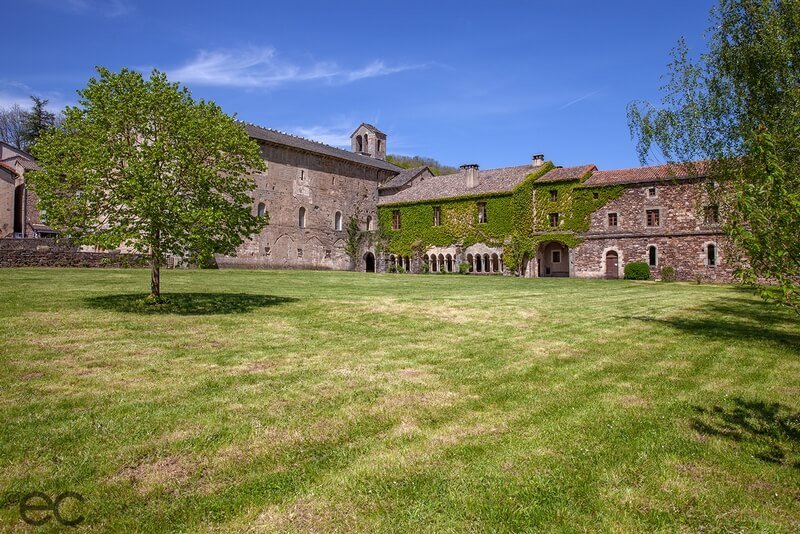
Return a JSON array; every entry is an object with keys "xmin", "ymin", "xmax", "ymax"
[
  {"xmin": 241, "ymin": 122, "xmax": 402, "ymax": 172},
  {"xmin": 351, "ymin": 123, "xmax": 386, "ymax": 138},
  {"xmin": 582, "ymin": 161, "xmax": 709, "ymax": 187},
  {"xmin": 379, "ymin": 166, "xmax": 430, "ymax": 190},
  {"xmin": 536, "ymin": 164, "xmax": 596, "ymax": 183},
  {"xmin": 1, "ymin": 156, "xmax": 40, "ymax": 171},
  {"xmin": 378, "ymin": 164, "xmax": 535, "ymax": 205}
]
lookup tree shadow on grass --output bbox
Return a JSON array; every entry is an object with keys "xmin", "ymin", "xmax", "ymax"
[
  {"xmin": 691, "ymin": 398, "xmax": 800, "ymax": 469},
  {"xmin": 619, "ymin": 297, "xmax": 800, "ymax": 351},
  {"xmin": 85, "ymin": 293, "xmax": 298, "ymax": 316}
]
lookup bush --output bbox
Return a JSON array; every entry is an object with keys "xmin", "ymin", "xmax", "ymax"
[
  {"xmin": 396, "ymin": 265, "xmax": 406, "ymax": 274},
  {"xmin": 624, "ymin": 261, "xmax": 651, "ymax": 280},
  {"xmin": 387, "ymin": 265, "xmax": 396, "ymax": 273},
  {"xmin": 459, "ymin": 262, "xmax": 470, "ymax": 274},
  {"xmin": 660, "ymin": 266, "xmax": 676, "ymax": 282},
  {"xmin": 421, "ymin": 263, "xmax": 430, "ymax": 274}
]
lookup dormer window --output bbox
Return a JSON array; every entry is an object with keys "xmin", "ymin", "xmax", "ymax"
[{"xmin": 477, "ymin": 202, "xmax": 487, "ymax": 223}]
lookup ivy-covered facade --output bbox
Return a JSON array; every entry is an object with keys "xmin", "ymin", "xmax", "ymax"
[{"xmin": 374, "ymin": 158, "xmax": 732, "ymax": 282}]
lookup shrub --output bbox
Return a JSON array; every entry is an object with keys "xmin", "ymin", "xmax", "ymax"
[
  {"xmin": 396, "ymin": 265, "xmax": 406, "ymax": 274},
  {"xmin": 660, "ymin": 266, "xmax": 676, "ymax": 282},
  {"xmin": 624, "ymin": 261, "xmax": 651, "ymax": 280},
  {"xmin": 421, "ymin": 263, "xmax": 430, "ymax": 274},
  {"xmin": 387, "ymin": 265, "xmax": 397, "ymax": 273},
  {"xmin": 459, "ymin": 262, "xmax": 470, "ymax": 274}
]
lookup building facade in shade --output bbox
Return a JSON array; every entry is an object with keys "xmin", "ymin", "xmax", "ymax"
[{"xmin": 1, "ymin": 121, "xmax": 735, "ymax": 282}]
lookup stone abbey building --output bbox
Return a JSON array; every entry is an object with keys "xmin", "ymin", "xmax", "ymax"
[{"xmin": 1, "ymin": 123, "xmax": 733, "ymax": 282}]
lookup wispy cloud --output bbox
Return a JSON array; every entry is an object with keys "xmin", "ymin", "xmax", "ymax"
[
  {"xmin": 0, "ymin": 81, "xmax": 71, "ymax": 111},
  {"xmin": 37, "ymin": 0, "xmax": 133, "ymax": 17},
  {"xmin": 558, "ymin": 89, "xmax": 602, "ymax": 110},
  {"xmin": 287, "ymin": 122, "xmax": 355, "ymax": 148},
  {"xmin": 169, "ymin": 47, "xmax": 424, "ymax": 89}
]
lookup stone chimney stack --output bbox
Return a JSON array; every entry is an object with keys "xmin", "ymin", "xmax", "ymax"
[
  {"xmin": 532, "ymin": 154, "xmax": 545, "ymax": 168},
  {"xmin": 460, "ymin": 164, "xmax": 480, "ymax": 188}
]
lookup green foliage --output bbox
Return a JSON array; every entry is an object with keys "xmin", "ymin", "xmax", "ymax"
[
  {"xmin": 458, "ymin": 262, "xmax": 470, "ymax": 274},
  {"xmin": 624, "ymin": 261, "xmax": 652, "ymax": 280},
  {"xmin": 386, "ymin": 154, "xmax": 458, "ymax": 176},
  {"xmin": 344, "ymin": 215, "xmax": 363, "ymax": 264},
  {"xmin": 28, "ymin": 67, "xmax": 267, "ymax": 297},
  {"xmin": 21, "ymin": 96, "xmax": 56, "ymax": 150},
  {"xmin": 660, "ymin": 266, "xmax": 677, "ymax": 282},
  {"xmin": 378, "ymin": 162, "xmax": 625, "ymax": 275},
  {"xmin": 627, "ymin": 0, "xmax": 800, "ymax": 311}
]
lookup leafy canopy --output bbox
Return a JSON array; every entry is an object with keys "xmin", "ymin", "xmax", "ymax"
[
  {"xmin": 29, "ymin": 67, "xmax": 267, "ymax": 287},
  {"xmin": 628, "ymin": 0, "xmax": 800, "ymax": 311}
]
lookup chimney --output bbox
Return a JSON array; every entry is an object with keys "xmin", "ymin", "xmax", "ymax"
[
  {"xmin": 460, "ymin": 164, "xmax": 479, "ymax": 188},
  {"xmin": 532, "ymin": 154, "xmax": 545, "ymax": 167}
]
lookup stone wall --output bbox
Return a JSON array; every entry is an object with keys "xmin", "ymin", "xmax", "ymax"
[
  {"xmin": 221, "ymin": 142, "xmax": 394, "ymax": 271},
  {"xmin": 0, "ymin": 238, "xmax": 149, "ymax": 268}
]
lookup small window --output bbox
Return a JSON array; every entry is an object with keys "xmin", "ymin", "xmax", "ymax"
[
  {"xmin": 257, "ymin": 202, "xmax": 266, "ymax": 218},
  {"xmin": 552, "ymin": 250, "xmax": 561, "ymax": 263},
  {"xmin": 300, "ymin": 170, "xmax": 305, "ymax": 181},
  {"xmin": 366, "ymin": 215, "xmax": 373, "ymax": 231},
  {"xmin": 550, "ymin": 189, "xmax": 558, "ymax": 202},
  {"xmin": 392, "ymin": 210, "xmax": 401, "ymax": 230},
  {"xmin": 478, "ymin": 202, "xmax": 487, "ymax": 223},
  {"xmin": 297, "ymin": 248, "xmax": 303, "ymax": 258},
  {"xmin": 325, "ymin": 249, "xmax": 331, "ymax": 259},
  {"xmin": 264, "ymin": 246, "xmax": 271, "ymax": 255},
  {"xmin": 593, "ymin": 192, "xmax": 599, "ymax": 200},
  {"xmin": 332, "ymin": 176, "xmax": 337, "ymax": 186},
  {"xmin": 608, "ymin": 212, "xmax": 618, "ymax": 227},
  {"xmin": 334, "ymin": 211, "xmax": 342, "ymax": 231},
  {"xmin": 549, "ymin": 212, "xmax": 559, "ymax": 227},
  {"xmin": 707, "ymin": 243, "xmax": 717, "ymax": 266},
  {"xmin": 648, "ymin": 187, "xmax": 657, "ymax": 198},
  {"xmin": 704, "ymin": 205, "xmax": 719, "ymax": 224},
  {"xmin": 646, "ymin": 209, "xmax": 660, "ymax": 227},
  {"xmin": 377, "ymin": 139, "xmax": 382, "ymax": 153},
  {"xmin": 433, "ymin": 206, "xmax": 441, "ymax": 226},
  {"xmin": 648, "ymin": 245, "xmax": 657, "ymax": 267},
  {"xmin": 298, "ymin": 207, "xmax": 306, "ymax": 228}
]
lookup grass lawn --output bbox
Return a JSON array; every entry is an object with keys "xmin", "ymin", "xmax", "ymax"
[{"xmin": 1, "ymin": 268, "xmax": 798, "ymax": 532}]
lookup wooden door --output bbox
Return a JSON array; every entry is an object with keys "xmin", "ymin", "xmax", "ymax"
[{"xmin": 605, "ymin": 251, "xmax": 619, "ymax": 279}]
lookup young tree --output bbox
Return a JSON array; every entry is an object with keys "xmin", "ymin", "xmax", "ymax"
[
  {"xmin": 21, "ymin": 96, "xmax": 56, "ymax": 150},
  {"xmin": 0, "ymin": 104, "xmax": 27, "ymax": 149},
  {"xmin": 628, "ymin": 0, "xmax": 800, "ymax": 312},
  {"xmin": 29, "ymin": 67, "xmax": 268, "ymax": 299}
]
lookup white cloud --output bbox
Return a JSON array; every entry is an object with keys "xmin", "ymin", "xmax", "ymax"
[
  {"xmin": 169, "ymin": 47, "xmax": 423, "ymax": 89},
  {"xmin": 288, "ymin": 124, "xmax": 354, "ymax": 148},
  {"xmin": 37, "ymin": 0, "xmax": 133, "ymax": 17},
  {"xmin": 0, "ymin": 82, "xmax": 71, "ymax": 112}
]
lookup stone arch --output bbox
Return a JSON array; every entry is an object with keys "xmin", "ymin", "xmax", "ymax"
[
  {"xmin": 483, "ymin": 253, "xmax": 491, "ymax": 273},
  {"xmin": 491, "ymin": 253, "xmax": 499, "ymax": 273},
  {"xmin": 366, "ymin": 215, "xmax": 373, "ymax": 231},
  {"xmin": 647, "ymin": 244, "xmax": 658, "ymax": 267},
  {"xmin": 476, "ymin": 254, "xmax": 483, "ymax": 273},
  {"xmin": 364, "ymin": 252, "xmax": 375, "ymax": 272},
  {"xmin": 600, "ymin": 246, "xmax": 622, "ymax": 279},
  {"xmin": 356, "ymin": 135, "xmax": 363, "ymax": 152},
  {"xmin": 257, "ymin": 202, "xmax": 266, "ymax": 218},
  {"xmin": 704, "ymin": 241, "xmax": 718, "ymax": 267},
  {"xmin": 13, "ymin": 183, "xmax": 24, "ymax": 235},
  {"xmin": 466, "ymin": 254, "xmax": 474, "ymax": 273},
  {"xmin": 445, "ymin": 254, "xmax": 453, "ymax": 273},
  {"xmin": 537, "ymin": 240, "xmax": 571, "ymax": 277},
  {"xmin": 605, "ymin": 250, "xmax": 620, "ymax": 279},
  {"xmin": 334, "ymin": 211, "xmax": 342, "ymax": 231}
]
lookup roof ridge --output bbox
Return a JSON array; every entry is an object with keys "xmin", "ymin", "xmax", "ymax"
[{"xmin": 236, "ymin": 120, "xmax": 350, "ymax": 151}]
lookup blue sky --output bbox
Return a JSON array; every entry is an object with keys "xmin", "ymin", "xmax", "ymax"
[{"xmin": 5, "ymin": 0, "xmax": 714, "ymax": 170}]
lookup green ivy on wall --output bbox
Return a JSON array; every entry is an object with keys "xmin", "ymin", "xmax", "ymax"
[{"xmin": 377, "ymin": 162, "xmax": 625, "ymax": 272}]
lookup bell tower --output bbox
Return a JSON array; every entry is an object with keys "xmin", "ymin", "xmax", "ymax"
[{"xmin": 350, "ymin": 123, "xmax": 386, "ymax": 160}]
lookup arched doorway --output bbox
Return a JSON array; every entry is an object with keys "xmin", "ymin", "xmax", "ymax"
[
  {"xmin": 605, "ymin": 250, "xmax": 619, "ymax": 279},
  {"xmin": 13, "ymin": 184, "xmax": 24, "ymax": 235},
  {"xmin": 537, "ymin": 241, "xmax": 570, "ymax": 277},
  {"xmin": 364, "ymin": 252, "xmax": 375, "ymax": 272}
]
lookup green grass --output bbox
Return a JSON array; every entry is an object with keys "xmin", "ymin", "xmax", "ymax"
[{"xmin": 1, "ymin": 268, "xmax": 798, "ymax": 532}]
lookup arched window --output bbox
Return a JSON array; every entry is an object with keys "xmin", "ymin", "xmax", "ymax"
[
  {"xmin": 648, "ymin": 245, "xmax": 657, "ymax": 267},
  {"xmin": 298, "ymin": 207, "xmax": 306, "ymax": 228},
  {"xmin": 356, "ymin": 135, "xmax": 363, "ymax": 152},
  {"xmin": 364, "ymin": 133, "xmax": 369, "ymax": 151},
  {"xmin": 366, "ymin": 216, "xmax": 373, "ymax": 231},
  {"xmin": 334, "ymin": 211, "xmax": 342, "ymax": 231},
  {"xmin": 377, "ymin": 139, "xmax": 382, "ymax": 153},
  {"xmin": 707, "ymin": 243, "xmax": 717, "ymax": 266},
  {"xmin": 257, "ymin": 202, "xmax": 266, "ymax": 218}
]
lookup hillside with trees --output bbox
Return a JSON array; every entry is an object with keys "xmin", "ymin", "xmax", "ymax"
[{"xmin": 386, "ymin": 154, "xmax": 458, "ymax": 176}]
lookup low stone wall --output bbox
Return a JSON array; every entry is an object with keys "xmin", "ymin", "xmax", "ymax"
[{"xmin": 0, "ymin": 238, "xmax": 149, "ymax": 268}]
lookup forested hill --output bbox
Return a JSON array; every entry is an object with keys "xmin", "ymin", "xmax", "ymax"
[{"xmin": 386, "ymin": 155, "xmax": 458, "ymax": 176}]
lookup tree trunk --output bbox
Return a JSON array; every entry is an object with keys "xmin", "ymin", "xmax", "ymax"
[{"xmin": 150, "ymin": 256, "xmax": 160, "ymax": 298}]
